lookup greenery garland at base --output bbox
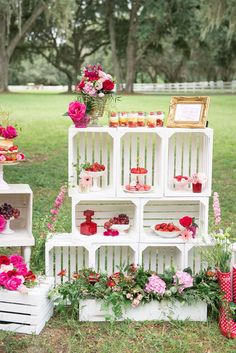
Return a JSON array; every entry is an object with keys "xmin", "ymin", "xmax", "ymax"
[{"xmin": 50, "ymin": 265, "xmax": 221, "ymax": 321}]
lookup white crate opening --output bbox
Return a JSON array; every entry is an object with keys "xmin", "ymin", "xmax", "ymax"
[
  {"xmin": 141, "ymin": 199, "xmax": 208, "ymax": 243},
  {"xmin": 48, "ymin": 246, "xmax": 89, "ymax": 284},
  {"xmin": 68, "ymin": 128, "xmax": 116, "ymax": 197},
  {"xmin": 187, "ymin": 246, "xmax": 212, "ymax": 274},
  {"xmin": 95, "ymin": 245, "xmax": 135, "ymax": 274},
  {"xmin": 118, "ymin": 131, "xmax": 163, "ymax": 197},
  {"xmin": 141, "ymin": 245, "xmax": 183, "ymax": 273},
  {"xmin": 165, "ymin": 130, "xmax": 213, "ymax": 196},
  {"xmin": 0, "ymin": 188, "xmax": 33, "ymax": 247},
  {"xmin": 74, "ymin": 200, "xmax": 138, "ymax": 242}
]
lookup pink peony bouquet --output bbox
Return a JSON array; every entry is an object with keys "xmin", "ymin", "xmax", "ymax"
[
  {"xmin": 67, "ymin": 64, "xmax": 116, "ymax": 127},
  {"xmin": 0, "ymin": 254, "xmax": 37, "ymax": 292}
]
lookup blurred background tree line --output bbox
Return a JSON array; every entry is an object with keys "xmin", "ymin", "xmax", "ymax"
[{"xmin": 0, "ymin": 0, "xmax": 236, "ymax": 93}]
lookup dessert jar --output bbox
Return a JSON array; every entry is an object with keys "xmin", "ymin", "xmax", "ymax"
[
  {"xmin": 146, "ymin": 112, "xmax": 156, "ymax": 128},
  {"xmin": 109, "ymin": 112, "xmax": 119, "ymax": 127},
  {"xmin": 128, "ymin": 112, "xmax": 138, "ymax": 128},
  {"xmin": 119, "ymin": 112, "xmax": 128, "ymax": 127}
]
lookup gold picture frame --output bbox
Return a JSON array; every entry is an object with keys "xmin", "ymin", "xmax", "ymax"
[{"xmin": 167, "ymin": 96, "xmax": 210, "ymax": 128}]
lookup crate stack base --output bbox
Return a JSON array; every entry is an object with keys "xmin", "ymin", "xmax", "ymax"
[
  {"xmin": 46, "ymin": 127, "xmax": 214, "ymax": 286},
  {"xmin": 0, "ymin": 278, "xmax": 54, "ymax": 335}
]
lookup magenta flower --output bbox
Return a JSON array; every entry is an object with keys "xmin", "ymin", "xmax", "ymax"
[
  {"xmin": 0, "ymin": 272, "xmax": 8, "ymax": 286},
  {"xmin": 173, "ymin": 271, "xmax": 193, "ymax": 293},
  {"xmin": 2, "ymin": 126, "xmax": 17, "ymax": 139},
  {"xmin": 4, "ymin": 276, "xmax": 22, "ymax": 290},
  {"xmin": 16, "ymin": 263, "xmax": 28, "ymax": 276},
  {"xmin": 145, "ymin": 275, "xmax": 166, "ymax": 295},
  {"xmin": 9, "ymin": 254, "xmax": 24, "ymax": 267},
  {"xmin": 213, "ymin": 192, "xmax": 221, "ymax": 225},
  {"xmin": 0, "ymin": 215, "xmax": 6, "ymax": 232},
  {"xmin": 68, "ymin": 101, "xmax": 89, "ymax": 127}
]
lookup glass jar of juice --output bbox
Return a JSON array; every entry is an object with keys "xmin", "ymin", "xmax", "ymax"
[
  {"xmin": 119, "ymin": 112, "xmax": 128, "ymax": 127},
  {"xmin": 137, "ymin": 112, "xmax": 145, "ymax": 127},
  {"xmin": 147, "ymin": 112, "xmax": 156, "ymax": 128},
  {"xmin": 156, "ymin": 111, "xmax": 164, "ymax": 127},
  {"xmin": 109, "ymin": 112, "xmax": 119, "ymax": 127},
  {"xmin": 128, "ymin": 112, "xmax": 138, "ymax": 128}
]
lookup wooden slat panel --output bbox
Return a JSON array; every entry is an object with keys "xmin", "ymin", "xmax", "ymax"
[{"xmin": 175, "ymin": 134, "xmax": 183, "ymax": 176}]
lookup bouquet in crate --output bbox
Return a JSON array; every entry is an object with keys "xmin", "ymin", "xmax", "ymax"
[
  {"xmin": 67, "ymin": 64, "xmax": 117, "ymax": 127},
  {"xmin": 0, "ymin": 254, "xmax": 37, "ymax": 292}
]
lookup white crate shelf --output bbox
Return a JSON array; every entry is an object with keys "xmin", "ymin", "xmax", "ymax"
[
  {"xmin": 140, "ymin": 198, "xmax": 209, "ymax": 243},
  {"xmin": 72, "ymin": 198, "xmax": 139, "ymax": 241},
  {"xmin": 68, "ymin": 127, "xmax": 116, "ymax": 198},
  {"xmin": 79, "ymin": 299, "xmax": 207, "ymax": 322},
  {"xmin": 185, "ymin": 243, "xmax": 213, "ymax": 274},
  {"xmin": 0, "ymin": 184, "xmax": 34, "ymax": 265},
  {"xmin": 165, "ymin": 128, "xmax": 213, "ymax": 197},
  {"xmin": 139, "ymin": 243, "xmax": 185, "ymax": 273},
  {"xmin": 94, "ymin": 244, "xmax": 138, "ymax": 274},
  {"xmin": 0, "ymin": 277, "xmax": 54, "ymax": 335},
  {"xmin": 117, "ymin": 128, "xmax": 164, "ymax": 198}
]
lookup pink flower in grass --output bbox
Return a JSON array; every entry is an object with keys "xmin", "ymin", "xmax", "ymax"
[
  {"xmin": 174, "ymin": 271, "xmax": 193, "ymax": 293},
  {"xmin": 0, "ymin": 215, "xmax": 6, "ymax": 232},
  {"xmin": 145, "ymin": 275, "xmax": 166, "ymax": 295},
  {"xmin": 47, "ymin": 223, "xmax": 54, "ymax": 231},
  {"xmin": 213, "ymin": 192, "xmax": 221, "ymax": 225},
  {"xmin": 180, "ymin": 228, "xmax": 193, "ymax": 241},
  {"xmin": 4, "ymin": 276, "xmax": 22, "ymax": 290},
  {"xmin": 50, "ymin": 209, "xmax": 59, "ymax": 215}
]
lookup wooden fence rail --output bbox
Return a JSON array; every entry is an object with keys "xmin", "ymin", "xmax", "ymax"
[{"xmin": 9, "ymin": 81, "xmax": 236, "ymax": 93}]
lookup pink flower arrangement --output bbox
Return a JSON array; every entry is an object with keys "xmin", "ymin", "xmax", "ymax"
[
  {"xmin": 213, "ymin": 192, "xmax": 221, "ymax": 225},
  {"xmin": 179, "ymin": 216, "xmax": 198, "ymax": 240},
  {"xmin": 1, "ymin": 125, "xmax": 17, "ymax": 139},
  {"xmin": 79, "ymin": 172, "xmax": 92, "ymax": 190},
  {"xmin": 144, "ymin": 274, "xmax": 166, "ymax": 295},
  {"xmin": 0, "ymin": 254, "xmax": 36, "ymax": 291},
  {"xmin": 173, "ymin": 271, "xmax": 193, "ymax": 293},
  {"xmin": 47, "ymin": 185, "xmax": 67, "ymax": 232},
  {"xmin": 180, "ymin": 228, "xmax": 193, "ymax": 240}
]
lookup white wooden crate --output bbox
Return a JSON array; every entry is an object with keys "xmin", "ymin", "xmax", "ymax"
[
  {"xmin": 140, "ymin": 197, "xmax": 209, "ymax": 243},
  {"xmin": 45, "ymin": 234, "xmax": 90, "ymax": 284},
  {"xmin": 79, "ymin": 299, "xmax": 207, "ymax": 322},
  {"xmin": 0, "ymin": 184, "xmax": 34, "ymax": 265},
  {"xmin": 117, "ymin": 128, "xmax": 164, "ymax": 198},
  {"xmin": 68, "ymin": 127, "xmax": 117, "ymax": 198},
  {"xmin": 93, "ymin": 244, "xmax": 138, "ymax": 274},
  {"xmin": 72, "ymin": 198, "xmax": 139, "ymax": 242},
  {"xmin": 164, "ymin": 129, "xmax": 213, "ymax": 197},
  {"xmin": 0, "ymin": 277, "xmax": 54, "ymax": 335},
  {"xmin": 185, "ymin": 242, "xmax": 214, "ymax": 274},
  {"xmin": 139, "ymin": 243, "xmax": 185, "ymax": 273}
]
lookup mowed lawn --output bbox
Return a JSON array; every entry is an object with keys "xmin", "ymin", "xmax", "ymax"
[{"xmin": 0, "ymin": 92, "xmax": 235, "ymax": 353}]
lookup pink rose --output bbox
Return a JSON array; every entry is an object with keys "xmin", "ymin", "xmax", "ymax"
[
  {"xmin": 16, "ymin": 263, "xmax": 28, "ymax": 276},
  {"xmin": 67, "ymin": 101, "xmax": 88, "ymax": 127},
  {"xmin": 9, "ymin": 254, "xmax": 24, "ymax": 267},
  {"xmin": 2, "ymin": 126, "xmax": 17, "ymax": 139},
  {"xmin": 0, "ymin": 272, "xmax": 8, "ymax": 286},
  {"xmin": 0, "ymin": 215, "xmax": 6, "ymax": 232},
  {"xmin": 4, "ymin": 276, "xmax": 22, "ymax": 290},
  {"xmin": 16, "ymin": 153, "xmax": 25, "ymax": 161},
  {"xmin": 0, "ymin": 155, "xmax": 6, "ymax": 162}
]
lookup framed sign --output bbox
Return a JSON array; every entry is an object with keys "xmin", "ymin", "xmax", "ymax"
[{"xmin": 167, "ymin": 96, "xmax": 210, "ymax": 128}]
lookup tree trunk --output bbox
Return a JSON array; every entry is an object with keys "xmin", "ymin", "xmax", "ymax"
[
  {"xmin": 125, "ymin": 0, "xmax": 141, "ymax": 93},
  {"xmin": 67, "ymin": 76, "xmax": 73, "ymax": 93},
  {"xmin": 107, "ymin": 0, "xmax": 123, "ymax": 92},
  {"xmin": 0, "ymin": 11, "xmax": 8, "ymax": 93}
]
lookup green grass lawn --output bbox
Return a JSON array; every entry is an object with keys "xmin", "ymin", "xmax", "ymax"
[{"xmin": 0, "ymin": 92, "xmax": 235, "ymax": 352}]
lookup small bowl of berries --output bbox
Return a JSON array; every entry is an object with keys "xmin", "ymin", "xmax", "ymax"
[
  {"xmin": 104, "ymin": 214, "xmax": 130, "ymax": 235},
  {"xmin": 151, "ymin": 223, "xmax": 182, "ymax": 238},
  {"xmin": 85, "ymin": 162, "xmax": 106, "ymax": 192},
  {"xmin": 172, "ymin": 175, "xmax": 190, "ymax": 190}
]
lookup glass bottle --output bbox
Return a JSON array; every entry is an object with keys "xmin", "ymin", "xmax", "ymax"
[
  {"xmin": 128, "ymin": 111, "xmax": 138, "ymax": 128},
  {"xmin": 156, "ymin": 111, "xmax": 164, "ymax": 127},
  {"xmin": 137, "ymin": 112, "xmax": 145, "ymax": 127},
  {"xmin": 80, "ymin": 209, "xmax": 97, "ymax": 235},
  {"xmin": 119, "ymin": 112, "xmax": 128, "ymax": 127},
  {"xmin": 147, "ymin": 112, "xmax": 156, "ymax": 128}
]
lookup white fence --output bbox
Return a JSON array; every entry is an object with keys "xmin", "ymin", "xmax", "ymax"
[{"xmin": 9, "ymin": 80, "xmax": 236, "ymax": 93}]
